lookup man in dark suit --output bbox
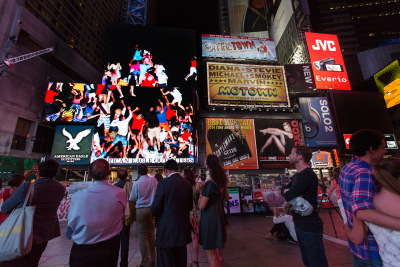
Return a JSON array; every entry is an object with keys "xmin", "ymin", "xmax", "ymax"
[
  {"xmin": 1, "ymin": 159, "xmax": 66, "ymax": 267},
  {"xmin": 151, "ymin": 159, "xmax": 193, "ymax": 267}
]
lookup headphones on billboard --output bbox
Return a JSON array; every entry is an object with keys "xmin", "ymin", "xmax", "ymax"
[{"xmin": 299, "ymin": 98, "xmax": 320, "ymax": 139}]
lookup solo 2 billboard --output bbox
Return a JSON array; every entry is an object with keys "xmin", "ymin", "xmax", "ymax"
[
  {"xmin": 299, "ymin": 97, "xmax": 337, "ymax": 147},
  {"xmin": 201, "ymin": 34, "xmax": 276, "ymax": 60},
  {"xmin": 51, "ymin": 125, "xmax": 94, "ymax": 165},
  {"xmin": 305, "ymin": 32, "xmax": 351, "ymax": 90},
  {"xmin": 207, "ymin": 62, "xmax": 290, "ymax": 106}
]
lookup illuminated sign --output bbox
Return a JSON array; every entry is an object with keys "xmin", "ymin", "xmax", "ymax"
[
  {"xmin": 311, "ymin": 151, "xmax": 333, "ymax": 168},
  {"xmin": 374, "ymin": 60, "xmax": 400, "ymax": 108},
  {"xmin": 343, "ymin": 134, "xmax": 398, "ymax": 150},
  {"xmin": 333, "ymin": 149, "xmax": 340, "ymax": 168},
  {"xmin": 201, "ymin": 34, "xmax": 276, "ymax": 60},
  {"xmin": 51, "ymin": 125, "xmax": 94, "ymax": 165},
  {"xmin": 305, "ymin": 32, "xmax": 351, "ymax": 90},
  {"xmin": 206, "ymin": 118, "xmax": 258, "ymax": 169},
  {"xmin": 207, "ymin": 62, "xmax": 290, "ymax": 106}
]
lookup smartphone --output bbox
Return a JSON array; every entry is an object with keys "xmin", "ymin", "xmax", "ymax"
[{"xmin": 325, "ymin": 64, "xmax": 343, "ymax": 72}]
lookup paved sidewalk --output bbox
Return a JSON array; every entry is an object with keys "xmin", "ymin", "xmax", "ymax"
[{"xmin": 38, "ymin": 209, "xmax": 354, "ymax": 267}]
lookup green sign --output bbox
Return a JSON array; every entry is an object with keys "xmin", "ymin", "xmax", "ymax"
[{"xmin": 51, "ymin": 125, "xmax": 94, "ymax": 165}]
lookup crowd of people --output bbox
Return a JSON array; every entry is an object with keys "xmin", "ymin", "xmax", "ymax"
[{"xmin": 0, "ymin": 156, "xmax": 228, "ymax": 267}]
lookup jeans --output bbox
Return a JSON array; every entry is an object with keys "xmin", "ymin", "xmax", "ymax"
[
  {"xmin": 353, "ymin": 254, "xmax": 382, "ymax": 267},
  {"xmin": 295, "ymin": 227, "xmax": 329, "ymax": 267},
  {"xmin": 120, "ymin": 223, "xmax": 131, "ymax": 267}
]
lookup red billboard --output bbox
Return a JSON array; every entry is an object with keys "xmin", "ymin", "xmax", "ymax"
[{"xmin": 305, "ymin": 32, "xmax": 351, "ymax": 91}]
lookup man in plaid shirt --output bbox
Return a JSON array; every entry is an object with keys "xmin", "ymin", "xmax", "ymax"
[{"xmin": 340, "ymin": 129, "xmax": 400, "ymax": 267}]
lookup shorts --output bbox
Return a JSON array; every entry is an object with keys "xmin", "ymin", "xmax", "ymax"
[
  {"xmin": 112, "ymin": 135, "xmax": 128, "ymax": 146},
  {"xmin": 97, "ymin": 116, "xmax": 111, "ymax": 130},
  {"xmin": 111, "ymin": 76, "xmax": 118, "ymax": 82},
  {"xmin": 159, "ymin": 83, "xmax": 167, "ymax": 88},
  {"xmin": 172, "ymin": 94, "xmax": 182, "ymax": 103},
  {"xmin": 108, "ymin": 85, "xmax": 116, "ymax": 91},
  {"xmin": 101, "ymin": 85, "xmax": 108, "ymax": 94},
  {"xmin": 190, "ymin": 67, "xmax": 197, "ymax": 76},
  {"xmin": 140, "ymin": 64, "xmax": 151, "ymax": 76},
  {"xmin": 130, "ymin": 69, "xmax": 140, "ymax": 75},
  {"xmin": 131, "ymin": 129, "xmax": 140, "ymax": 136},
  {"xmin": 128, "ymin": 76, "xmax": 136, "ymax": 86},
  {"xmin": 148, "ymin": 127, "xmax": 160, "ymax": 140},
  {"xmin": 159, "ymin": 122, "xmax": 170, "ymax": 132}
]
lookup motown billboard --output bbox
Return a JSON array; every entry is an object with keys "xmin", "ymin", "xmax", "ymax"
[
  {"xmin": 51, "ymin": 125, "xmax": 94, "ymax": 165},
  {"xmin": 207, "ymin": 62, "xmax": 290, "ymax": 106},
  {"xmin": 201, "ymin": 34, "xmax": 276, "ymax": 60}
]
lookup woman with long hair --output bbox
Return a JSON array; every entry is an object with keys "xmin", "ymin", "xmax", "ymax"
[
  {"xmin": 198, "ymin": 155, "xmax": 228, "ymax": 267},
  {"xmin": 0, "ymin": 174, "xmax": 26, "ymax": 224},
  {"xmin": 181, "ymin": 168, "xmax": 200, "ymax": 267},
  {"xmin": 344, "ymin": 158, "xmax": 400, "ymax": 266}
]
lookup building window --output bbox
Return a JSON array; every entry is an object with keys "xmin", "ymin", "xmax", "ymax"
[
  {"xmin": 11, "ymin": 118, "xmax": 32, "ymax": 151},
  {"xmin": 32, "ymin": 125, "xmax": 55, "ymax": 155}
]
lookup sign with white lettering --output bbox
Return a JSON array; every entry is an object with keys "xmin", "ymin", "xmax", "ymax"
[
  {"xmin": 207, "ymin": 62, "xmax": 290, "ymax": 106},
  {"xmin": 285, "ymin": 64, "xmax": 316, "ymax": 93},
  {"xmin": 305, "ymin": 32, "xmax": 351, "ymax": 90},
  {"xmin": 51, "ymin": 125, "xmax": 94, "ymax": 165}
]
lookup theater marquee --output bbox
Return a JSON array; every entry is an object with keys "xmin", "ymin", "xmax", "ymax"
[{"xmin": 207, "ymin": 62, "xmax": 290, "ymax": 106}]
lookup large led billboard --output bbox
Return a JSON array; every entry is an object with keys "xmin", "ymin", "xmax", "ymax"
[
  {"xmin": 305, "ymin": 32, "xmax": 351, "ymax": 90},
  {"xmin": 104, "ymin": 24, "xmax": 197, "ymax": 89},
  {"xmin": 201, "ymin": 34, "xmax": 276, "ymax": 60},
  {"xmin": 207, "ymin": 62, "xmax": 290, "ymax": 106},
  {"xmin": 51, "ymin": 125, "xmax": 94, "ymax": 165},
  {"xmin": 299, "ymin": 97, "xmax": 337, "ymax": 147},
  {"xmin": 206, "ymin": 118, "xmax": 258, "ymax": 169},
  {"xmin": 205, "ymin": 117, "xmax": 303, "ymax": 169},
  {"xmin": 227, "ymin": 0, "xmax": 270, "ymax": 38},
  {"xmin": 330, "ymin": 91, "xmax": 399, "ymax": 153},
  {"xmin": 43, "ymin": 83, "xmax": 196, "ymax": 165},
  {"xmin": 373, "ymin": 60, "xmax": 400, "ymax": 108}
]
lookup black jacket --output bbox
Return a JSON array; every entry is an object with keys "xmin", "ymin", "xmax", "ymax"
[
  {"xmin": 281, "ymin": 168, "xmax": 323, "ymax": 232},
  {"xmin": 151, "ymin": 173, "xmax": 193, "ymax": 248}
]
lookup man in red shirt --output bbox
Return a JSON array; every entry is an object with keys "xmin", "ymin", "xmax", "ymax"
[
  {"xmin": 185, "ymin": 56, "xmax": 197, "ymax": 81},
  {"xmin": 141, "ymin": 67, "xmax": 158, "ymax": 87},
  {"xmin": 44, "ymin": 83, "xmax": 63, "ymax": 116},
  {"xmin": 129, "ymin": 112, "xmax": 145, "ymax": 154}
]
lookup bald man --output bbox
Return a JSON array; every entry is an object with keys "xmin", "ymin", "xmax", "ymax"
[{"xmin": 66, "ymin": 159, "xmax": 127, "ymax": 267}]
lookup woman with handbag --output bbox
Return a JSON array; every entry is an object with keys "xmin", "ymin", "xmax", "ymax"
[
  {"xmin": 198, "ymin": 154, "xmax": 228, "ymax": 267},
  {"xmin": 344, "ymin": 158, "xmax": 400, "ymax": 267}
]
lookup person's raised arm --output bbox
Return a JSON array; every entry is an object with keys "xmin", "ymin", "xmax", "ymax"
[{"xmin": 1, "ymin": 183, "xmax": 27, "ymax": 214}]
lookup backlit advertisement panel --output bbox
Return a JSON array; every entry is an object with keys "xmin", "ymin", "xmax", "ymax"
[
  {"xmin": 285, "ymin": 64, "xmax": 316, "ymax": 93},
  {"xmin": 343, "ymin": 134, "xmax": 398, "ymax": 150},
  {"xmin": 205, "ymin": 118, "xmax": 258, "ymax": 169},
  {"xmin": 42, "ymin": 83, "xmax": 196, "ymax": 165},
  {"xmin": 254, "ymin": 119, "xmax": 302, "ymax": 168},
  {"xmin": 207, "ymin": 62, "xmax": 290, "ymax": 106},
  {"xmin": 269, "ymin": 0, "xmax": 294, "ymax": 45},
  {"xmin": 373, "ymin": 60, "xmax": 400, "ymax": 108},
  {"xmin": 51, "ymin": 125, "xmax": 94, "ymax": 165},
  {"xmin": 310, "ymin": 151, "xmax": 333, "ymax": 168},
  {"xmin": 227, "ymin": 0, "xmax": 270, "ymax": 38},
  {"xmin": 201, "ymin": 34, "xmax": 276, "ymax": 60},
  {"xmin": 299, "ymin": 97, "xmax": 337, "ymax": 147},
  {"xmin": 305, "ymin": 32, "xmax": 351, "ymax": 90}
]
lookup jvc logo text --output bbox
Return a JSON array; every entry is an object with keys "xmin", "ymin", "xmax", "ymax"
[{"xmin": 312, "ymin": 40, "xmax": 336, "ymax": 51}]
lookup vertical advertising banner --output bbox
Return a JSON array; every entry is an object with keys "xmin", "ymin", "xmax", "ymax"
[
  {"xmin": 285, "ymin": 64, "xmax": 316, "ymax": 93},
  {"xmin": 254, "ymin": 119, "xmax": 302, "ymax": 168},
  {"xmin": 206, "ymin": 118, "xmax": 258, "ymax": 169},
  {"xmin": 269, "ymin": 0, "xmax": 294, "ymax": 45},
  {"xmin": 305, "ymin": 32, "xmax": 351, "ymax": 90},
  {"xmin": 51, "ymin": 125, "xmax": 94, "ymax": 165},
  {"xmin": 299, "ymin": 97, "xmax": 337, "ymax": 147}
]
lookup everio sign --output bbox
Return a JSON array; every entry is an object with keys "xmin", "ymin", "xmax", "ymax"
[
  {"xmin": 305, "ymin": 32, "xmax": 351, "ymax": 90},
  {"xmin": 207, "ymin": 62, "xmax": 290, "ymax": 106}
]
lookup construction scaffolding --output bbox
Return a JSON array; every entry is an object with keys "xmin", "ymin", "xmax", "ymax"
[{"xmin": 126, "ymin": 0, "xmax": 147, "ymax": 25}]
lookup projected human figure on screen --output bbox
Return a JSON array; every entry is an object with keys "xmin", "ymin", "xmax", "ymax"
[
  {"xmin": 242, "ymin": 0, "xmax": 269, "ymax": 33},
  {"xmin": 185, "ymin": 56, "xmax": 197, "ymax": 81},
  {"xmin": 259, "ymin": 122, "xmax": 294, "ymax": 156},
  {"xmin": 161, "ymin": 87, "xmax": 185, "ymax": 110}
]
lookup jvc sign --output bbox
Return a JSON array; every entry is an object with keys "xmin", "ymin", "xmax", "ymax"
[
  {"xmin": 312, "ymin": 40, "xmax": 336, "ymax": 51},
  {"xmin": 305, "ymin": 32, "xmax": 351, "ymax": 91}
]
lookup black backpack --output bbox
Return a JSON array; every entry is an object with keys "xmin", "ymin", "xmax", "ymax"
[{"xmin": 254, "ymin": 201, "xmax": 274, "ymax": 216}]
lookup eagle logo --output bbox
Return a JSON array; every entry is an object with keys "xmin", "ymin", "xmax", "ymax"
[{"xmin": 62, "ymin": 128, "xmax": 91, "ymax": 151}]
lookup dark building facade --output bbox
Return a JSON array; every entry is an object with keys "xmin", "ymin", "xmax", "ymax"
[{"xmin": 308, "ymin": 0, "xmax": 400, "ymax": 61}]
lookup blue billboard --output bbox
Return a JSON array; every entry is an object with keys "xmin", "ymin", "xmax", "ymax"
[
  {"xmin": 299, "ymin": 97, "xmax": 337, "ymax": 147},
  {"xmin": 201, "ymin": 34, "xmax": 276, "ymax": 60}
]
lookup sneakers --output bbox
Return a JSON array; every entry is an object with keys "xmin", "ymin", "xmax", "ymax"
[
  {"xmin": 184, "ymin": 77, "xmax": 188, "ymax": 81},
  {"xmin": 289, "ymin": 240, "xmax": 298, "ymax": 244}
]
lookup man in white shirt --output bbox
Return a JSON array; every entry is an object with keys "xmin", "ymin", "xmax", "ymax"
[
  {"xmin": 97, "ymin": 100, "xmax": 113, "ymax": 137},
  {"xmin": 106, "ymin": 101, "xmax": 138, "ymax": 158},
  {"xmin": 66, "ymin": 159, "xmax": 127, "ymax": 267},
  {"xmin": 129, "ymin": 164, "xmax": 158, "ymax": 267}
]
